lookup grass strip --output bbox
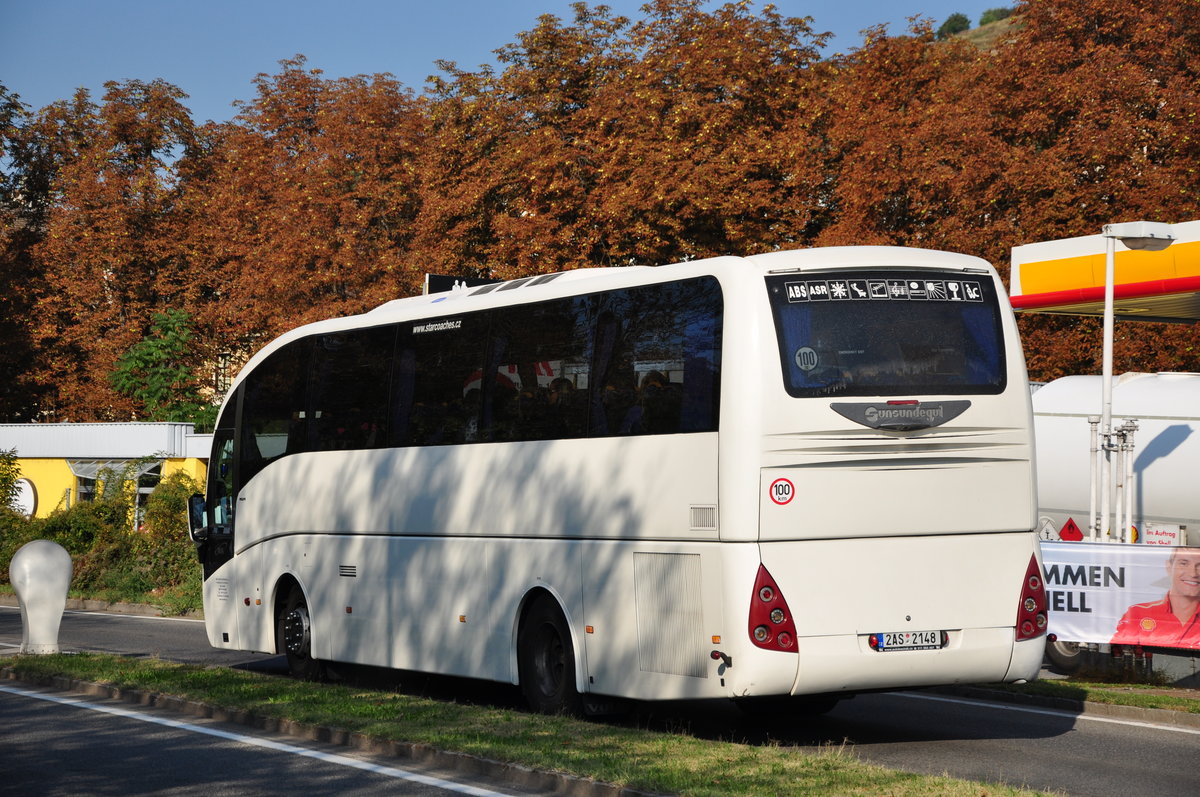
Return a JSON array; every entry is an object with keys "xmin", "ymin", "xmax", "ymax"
[
  {"xmin": 4, "ymin": 653, "xmax": 1054, "ymax": 797},
  {"xmin": 984, "ymin": 678, "xmax": 1200, "ymax": 714}
]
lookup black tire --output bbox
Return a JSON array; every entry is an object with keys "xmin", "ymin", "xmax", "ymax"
[
  {"xmin": 518, "ymin": 595, "xmax": 583, "ymax": 715},
  {"xmin": 1045, "ymin": 639, "xmax": 1083, "ymax": 674},
  {"xmin": 278, "ymin": 589, "xmax": 323, "ymax": 681}
]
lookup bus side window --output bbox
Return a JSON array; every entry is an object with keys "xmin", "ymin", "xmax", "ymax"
[
  {"xmin": 631, "ymin": 370, "xmax": 679, "ymax": 434},
  {"xmin": 592, "ymin": 277, "xmax": 722, "ymax": 437},
  {"xmin": 389, "ymin": 314, "xmax": 489, "ymax": 448},
  {"xmin": 309, "ymin": 326, "xmax": 395, "ymax": 451},
  {"xmin": 676, "ymin": 278, "xmax": 722, "ymax": 432},
  {"xmin": 239, "ymin": 338, "xmax": 310, "ymax": 491},
  {"xmin": 489, "ymin": 297, "xmax": 591, "ymax": 442}
]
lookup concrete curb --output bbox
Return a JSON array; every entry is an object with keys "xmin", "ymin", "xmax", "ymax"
[{"xmin": 0, "ymin": 667, "xmax": 662, "ymax": 797}]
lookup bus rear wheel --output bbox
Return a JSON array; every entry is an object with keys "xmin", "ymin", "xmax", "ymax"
[
  {"xmin": 518, "ymin": 595, "xmax": 583, "ymax": 715},
  {"xmin": 278, "ymin": 589, "xmax": 322, "ymax": 680}
]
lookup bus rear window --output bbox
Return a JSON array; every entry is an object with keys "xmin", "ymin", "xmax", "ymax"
[{"xmin": 766, "ymin": 270, "xmax": 1006, "ymax": 398}]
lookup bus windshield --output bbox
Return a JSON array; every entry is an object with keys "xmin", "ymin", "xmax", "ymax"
[{"xmin": 766, "ymin": 270, "xmax": 1006, "ymax": 398}]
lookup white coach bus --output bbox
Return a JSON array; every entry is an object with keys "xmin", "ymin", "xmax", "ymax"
[{"xmin": 188, "ymin": 246, "xmax": 1047, "ymax": 714}]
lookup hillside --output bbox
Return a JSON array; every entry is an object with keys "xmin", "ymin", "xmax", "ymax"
[{"xmin": 957, "ymin": 14, "xmax": 1023, "ymax": 50}]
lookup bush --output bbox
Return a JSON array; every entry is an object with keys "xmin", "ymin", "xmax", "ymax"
[
  {"xmin": 139, "ymin": 471, "xmax": 198, "ymax": 546},
  {"xmin": 37, "ymin": 499, "xmax": 128, "ymax": 557},
  {"xmin": 936, "ymin": 12, "xmax": 971, "ymax": 40},
  {"xmin": 0, "ymin": 448, "xmax": 19, "ymax": 509},
  {"xmin": 1, "ymin": 500, "xmax": 131, "ymax": 594},
  {"xmin": 0, "ymin": 507, "xmax": 43, "ymax": 580},
  {"xmin": 0, "ymin": 472, "xmax": 202, "ymax": 614},
  {"xmin": 980, "ymin": 7, "xmax": 1014, "ymax": 26},
  {"xmin": 135, "ymin": 471, "xmax": 202, "ymax": 609}
]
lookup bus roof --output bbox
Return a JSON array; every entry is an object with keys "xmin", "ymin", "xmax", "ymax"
[
  {"xmin": 231, "ymin": 246, "xmax": 1001, "ymax": 390},
  {"xmin": 745, "ymin": 245, "xmax": 994, "ymax": 273}
]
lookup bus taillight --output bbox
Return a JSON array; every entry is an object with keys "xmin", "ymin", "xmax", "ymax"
[
  {"xmin": 1016, "ymin": 554, "xmax": 1048, "ymax": 641},
  {"xmin": 748, "ymin": 564, "xmax": 798, "ymax": 653}
]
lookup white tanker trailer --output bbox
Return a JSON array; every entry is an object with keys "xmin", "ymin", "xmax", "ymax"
[
  {"xmin": 1033, "ymin": 372, "xmax": 1200, "ymax": 547},
  {"xmin": 1033, "ymin": 372, "xmax": 1200, "ymax": 670}
]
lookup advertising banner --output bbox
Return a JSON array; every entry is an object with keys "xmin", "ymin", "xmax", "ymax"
[{"xmin": 1041, "ymin": 542, "xmax": 1200, "ymax": 650}]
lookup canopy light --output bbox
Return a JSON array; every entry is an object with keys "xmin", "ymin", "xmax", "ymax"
[{"xmin": 1102, "ymin": 221, "xmax": 1176, "ymax": 252}]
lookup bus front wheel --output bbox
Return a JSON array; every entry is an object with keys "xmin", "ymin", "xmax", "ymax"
[
  {"xmin": 278, "ymin": 589, "xmax": 322, "ymax": 680},
  {"xmin": 518, "ymin": 595, "xmax": 583, "ymax": 715}
]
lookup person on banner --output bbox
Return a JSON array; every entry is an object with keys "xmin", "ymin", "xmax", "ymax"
[{"xmin": 1111, "ymin": 547, "xmax": 1200, "ymax": 648}]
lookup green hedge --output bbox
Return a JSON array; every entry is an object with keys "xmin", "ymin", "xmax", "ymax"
[{"xmin": 0, "ymin": 471, "xmax": 202, "ymax": 615}]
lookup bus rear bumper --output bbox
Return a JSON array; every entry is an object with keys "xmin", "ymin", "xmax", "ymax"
[
  {"xmin": 1004, "ymin": 635, "xmax": 1047, "ymax": 683},
  {"xmin": 788, "ymin": 627, "xmax": 1031, "ymax": 695}
]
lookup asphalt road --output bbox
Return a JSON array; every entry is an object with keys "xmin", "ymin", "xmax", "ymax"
[
  {"xmin": 0, "ymin": 683, "xmax": 544, "ymax": 797},
  {"xmin": 0, "ymin": 606, "xmax": 553, "ymax": 796},
  {"xmin": 3, "ymin": 605, "xmax": 1199, "ymax": 797},
  {"xmin": 0, "ymin": 603, "xmax": 280, "ymax": 669}
]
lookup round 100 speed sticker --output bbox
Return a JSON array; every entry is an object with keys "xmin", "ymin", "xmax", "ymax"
[{"xmin": 769, "ymin": 477, "xmax": 795, "ymax": 505}]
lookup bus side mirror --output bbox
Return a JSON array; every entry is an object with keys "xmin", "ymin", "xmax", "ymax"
[{"xmin": 187, "ymin": 493, "xmax": 208, "ymax": 542}]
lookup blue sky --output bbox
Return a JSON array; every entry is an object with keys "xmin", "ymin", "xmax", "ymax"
[{"xmin": 2, "ymin": 1, "xmax": 1002, "ymax": 124}]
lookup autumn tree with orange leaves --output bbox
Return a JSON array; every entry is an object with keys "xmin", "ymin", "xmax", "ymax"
[
  {"xmin": 15, "ymin": 80, "xmax": 197, "ymax": 419},
  {"xmin": 3, "ymin": 0, "xmax": 1200, "ymax": 422},
  {"xmin": 986, "ymin": 1, "xmax": 1200, "ymax": 379},
  {"xmin": 178, "ymin": 58, "xmax": 427, "ymax": 365},
  {"xmin": 414, "ymin": 0, "xmax": 832, "ymax": 276}
]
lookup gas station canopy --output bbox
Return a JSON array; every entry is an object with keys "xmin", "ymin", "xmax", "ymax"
[{"xmin": 1010, "ymin": 220, "xmax": 1200, "ymax": 322}]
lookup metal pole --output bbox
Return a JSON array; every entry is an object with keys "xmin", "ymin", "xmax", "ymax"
[
  {"xmin": 1100, "ymin": 234, "xmax": 1117, "ymax": 540},
  {"xmin": 1088, "ymin": 415, "xmax": 1100, "ymax": 540},
  {"xmin": 1114, "ymin": 424, "xmax": 1126, "ymax": 543},
  {"xmin": 1123, "ymin": 420, "xmax": 1137, "ymax": 543}
]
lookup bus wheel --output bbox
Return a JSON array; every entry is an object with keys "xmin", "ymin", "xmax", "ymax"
[
  {"xmin": 518, "ymin": 595, "xmax": 583, "ymax": 715},
  {"xmin": 279, "ymin": 590, "xmax": 322, "ymax": 680}
]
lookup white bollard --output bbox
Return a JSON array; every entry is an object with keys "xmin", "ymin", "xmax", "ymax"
[{"xmin": 9, "ymin": 540, "xmax": 73, "ymax": 654}]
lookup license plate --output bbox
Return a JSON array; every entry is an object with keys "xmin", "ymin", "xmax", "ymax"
[{"xmin": 873, "ymin": 630, "xmax": 945, "ymax": 651}]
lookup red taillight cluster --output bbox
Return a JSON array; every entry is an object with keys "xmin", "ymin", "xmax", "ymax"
[
  {"xmin": 748, "ymin": 564, "xmax": 798, "ymax": 652},
  {"xmin": 1016, "ymin": 554, "xmax": 1048, "ymax": 641}
]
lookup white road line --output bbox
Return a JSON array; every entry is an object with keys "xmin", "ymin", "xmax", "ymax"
[
  {"xmin": 0, "ymin": 605, "xmax": 204, "ymax": 623},
  {"xmin": 0, "ymin": 684, "xmax": 517, "ymax": 796},
  {"xmin": 896, "ymin": 690, "xmax": 1200, "ymax": 735}
]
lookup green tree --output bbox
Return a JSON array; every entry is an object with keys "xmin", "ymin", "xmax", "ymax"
[
  {"xmin": 936, "ymin": 12, "xmax": 970, "ymax": 40},
  {"xmin": 0, "ymin": 83, "xmax": 49, "ymax": 421},
  {"xmin": 0, "ymin": 448, "xmax": 19, "ymax": 509},
  {"xmin": 110, "ymin": 309, "xmax": 217, "ymax": 427},
  {"xmin": 980, "ymin": 7, "xmax": 1013, "ymax": 26}
]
